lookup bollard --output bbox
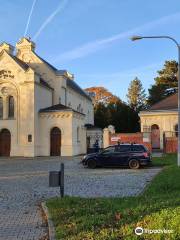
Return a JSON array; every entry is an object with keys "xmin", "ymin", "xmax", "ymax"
[{"xmin": 60, "ymin": 163, "xmax": 64, "ymax": 197}]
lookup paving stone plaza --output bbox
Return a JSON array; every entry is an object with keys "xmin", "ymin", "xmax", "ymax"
[{"xmin": 0, "ymin": 157, "xmax": 161, "ymax": 240}]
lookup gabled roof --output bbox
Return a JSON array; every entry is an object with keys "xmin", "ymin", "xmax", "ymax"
[
  {"xmin": 33, "ymin": 53, "xmax": 91, "ymax": 100},
  {"xmin": 149, "ymin": 93, "xmax": 178, "ymax": 111},
  {"xmin": 39, "ymin": 103, "xmax": 85, "ymax": 115},
  {"xmin": 34, "ymin": 53, "xmax": 72, "ymax": 76},
  {"xmin": 39, "ymin": 78, "xmax": 53, "ymax": 91},
  {"xmin": 0, "ymin": 50, "xmax": 30, "ymax": 71},
  {"xmin": 30, "ymin": 52, "xmax": 91, "ymax": 101},
  {"xmin": 11, "ymin": 55, "xmax": 29, "ymax": 70},
  {"xmin": 67, "ymin": 79, "xmax": 92, "ymax": 101},
  {"xmin": 36, "ymin": 54, "xmax": 58, "ymax": 72}
]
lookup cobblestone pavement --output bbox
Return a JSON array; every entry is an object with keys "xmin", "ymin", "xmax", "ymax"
[{"xmin": 0, "ymin": 157, "xmax": 161, "ymax": 240}]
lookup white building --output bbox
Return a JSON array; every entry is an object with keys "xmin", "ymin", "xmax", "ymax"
[
  {"xmin": 139, "ymin": 93, "xmax": 178, "ymax": 150},
  {"xmin": 0, "ymin": 37, "xmax": 94, "ymax": 157}
]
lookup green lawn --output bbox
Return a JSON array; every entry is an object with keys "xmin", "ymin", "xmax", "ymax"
[{"xmin": 46, "ymin": 154, "xmax": 180, "ymax": 240}]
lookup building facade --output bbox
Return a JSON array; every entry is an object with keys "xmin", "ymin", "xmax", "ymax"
[
  {"xmin": 139, "ymin": 94, "xmax": 178, "ymax": 150},
  {"xmin": 0, "ymin": 38, "xmax": 94, "ymax": 157}
]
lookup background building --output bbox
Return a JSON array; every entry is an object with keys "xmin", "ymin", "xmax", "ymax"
[{"xmin": 139, "ymin": 93, "xmax": 178, "ymax": 151}]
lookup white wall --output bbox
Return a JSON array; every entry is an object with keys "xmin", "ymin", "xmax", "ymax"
[
  {"xmin": 72, "ymin": 113, "xmax": 86, "ymax": 155},
  {"xmin": 34, "ymin": 82, "xmax": 53, "ymax": 155},
  {"xmin": 140, "ymin": 111, "xmax": 178, "ymax": 149},
  {"xmin": 66, "ymin": 87, "xmax": 94, "ymax": 125},
  {"xmin": 38, "ymin": 112, "xmax": 73, "ymax": 156}
]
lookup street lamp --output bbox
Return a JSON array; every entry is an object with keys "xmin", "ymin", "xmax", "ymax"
[{"xmin": 131, "ymin": 35, "xmax": 180, "ymax": 166}]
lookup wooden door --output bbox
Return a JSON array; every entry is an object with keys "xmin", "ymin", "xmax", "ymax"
[
  {"xmin": 0, "ymin": 129, "xmax": 11, "ymax": 156},
  {"xmin": 50, "ymin": 127, "xmax": 61, "ymax": 156},
  {"xmin": 151, "ymin": 125, "xmax": 160, "ymax": 149}
]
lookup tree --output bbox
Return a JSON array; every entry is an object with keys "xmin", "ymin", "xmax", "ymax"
[
  {"xmin": 94, "ymin": 100, "xmax": 140, "ymax": 132},
  {"xmin": 126, "ymin": 77, "xmax": 146, "ymax": 111},
  {"xmin": 87, "ymin": 86, "xmax": 140, "ymax": 132},
  {"xmin": 85, "ymin": 87, "xmax": 120, "ymax": 105},
  {"xmin": 148, "ymin": 60, "xmax": 178, "ymax": 105},
  {"xmin": 94, "ymin": 103, "xmax": 108, "ymax": 129}
]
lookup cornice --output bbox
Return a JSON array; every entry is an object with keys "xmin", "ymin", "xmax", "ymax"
[{"xmin": 39, "ymin": 112, "xmax": 72, "ymax": 118}]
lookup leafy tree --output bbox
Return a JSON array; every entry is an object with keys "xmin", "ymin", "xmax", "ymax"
[
  {"xmin": 85, "ymin": 86, "xmax": 120, "ymax": 105},
  {"xmin": 94, "ymin": 103, "xmax": 108, "ymax": 129},
  {"xmin": 126, "ymin": 77, "xmax": 146, "ymax": 111},
  {"xmin": 148, "ymin": 60, "xmax": 178, "ymax": 105},
  {"xmin": 94, "ymin": 100, "xmax": 140, "ymax": 132}
]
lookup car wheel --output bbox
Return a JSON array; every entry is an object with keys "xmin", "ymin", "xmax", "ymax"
[
  {"xmin": 87, "ymin": 159, "xmax": 97, "ymax": 169},
  {"xmin": 129, "ymin": 159, "xmax": 140, "ymax": 169}
]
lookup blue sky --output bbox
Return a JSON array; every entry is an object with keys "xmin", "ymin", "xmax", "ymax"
[{"xmin": 0, "ymin": 0, "xmax": 180, "ymax": 101}]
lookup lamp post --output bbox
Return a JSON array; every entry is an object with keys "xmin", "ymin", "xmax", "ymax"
[{"xmin": 131, "ymin": 35, "xmax": 180, "ymax": 166}]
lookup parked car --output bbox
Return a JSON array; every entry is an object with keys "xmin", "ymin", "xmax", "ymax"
[{"xmin": 82, "ymin": 144, "xmax": 152, "ymax": 169}]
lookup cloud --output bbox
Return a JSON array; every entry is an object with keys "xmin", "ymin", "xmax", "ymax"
[
  {"xmin": 78, "ymin": 62, "xmax": 164, "ymax": 101},
  {"xmin": 24, "ymin": 0, "xmax": 37, "ymax": 36},
  {"xmin": 33, "ymin": 0, "xmax": 68, "ymax": 40},
  {"xmin": 53, "ymin": 12, "xmax": 180, "ymax": 62},
  {"xmin": 79, "ymin": 62, "xmax": 163, "ymax": 81}
]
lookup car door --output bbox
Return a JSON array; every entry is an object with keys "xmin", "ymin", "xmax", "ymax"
[
  {"xmin": 131, "ymin": 145, "xmax": 144, "ymax": 159},
  {"xmin": 112, "ymin": 145, "xmax": 131, "ymax": 166},
  {"xmin": 98, "ymin": 146, "xmax": 115, "ymax": 166}
]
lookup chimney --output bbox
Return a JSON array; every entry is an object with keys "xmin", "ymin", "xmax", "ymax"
[
  {"xmin": 16, "ymin": 37, "xmax": 36, "ymax": 61},
  {"xmin": 0, "ymin": 42, "xmax": 14, "ymax": 55}
]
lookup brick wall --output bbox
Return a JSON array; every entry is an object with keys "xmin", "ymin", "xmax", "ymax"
[
  {"xmin": 109, "ymin": 132, "xmax": 152, "ymax": 152},
  {"xmin": 164, "ymin": 137, "xmax": 177, "ymax": 153}
]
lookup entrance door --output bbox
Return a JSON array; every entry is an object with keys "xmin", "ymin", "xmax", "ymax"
[
  {"xmin": 50, "ymin": 127, "xmax": 61, "ymax": 156},
  {"xmin": 0, "ymin": 129, "xmax": 11, "ymax": 156},
  {"xmin": 151, "ymin": 124, "xmax": 160, "ymax": 149}
]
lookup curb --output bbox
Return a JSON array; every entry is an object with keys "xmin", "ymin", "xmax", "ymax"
[{"xmin": 41, "ymin": 202, "xmax": 56, "ymax": 240}]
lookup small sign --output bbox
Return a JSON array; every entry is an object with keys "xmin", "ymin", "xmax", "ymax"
[
  {"xmin": 143, "ymin": 138, "xmax": 150, "ymax": 143},
  {"xmin": 111, "ymin": 137, "xmax": 121, "ymax": 142}
]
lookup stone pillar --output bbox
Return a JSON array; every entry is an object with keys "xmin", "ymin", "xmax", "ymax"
[
  {"xmin": 81, "ymin": 126, "xmax": 87, "ymax": 154},
  {"xmin": 103, "ymin": 128, "xmax": 110, "ymax": 148}
]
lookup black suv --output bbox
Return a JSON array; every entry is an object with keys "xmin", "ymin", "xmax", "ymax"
[{"xmin": 82, "ymin": 144, "xmax": 152, "ymax": 169}]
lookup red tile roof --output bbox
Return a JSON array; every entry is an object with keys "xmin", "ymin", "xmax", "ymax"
[{"xmin": 149, "ymin": 93, "xmax": 178, "ymax": 110}]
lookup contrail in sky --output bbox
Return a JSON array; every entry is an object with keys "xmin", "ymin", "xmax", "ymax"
[
  {"xmin": 33, "ymin": 0, "xmax": 68, "ymax": 40},
  {"xmin": 24, "ymin": 0, "xmax": 37, "ymax": 36},
  {"xmin": 53, "ymin": 11, "xmax": 180, "ymax": 63}
]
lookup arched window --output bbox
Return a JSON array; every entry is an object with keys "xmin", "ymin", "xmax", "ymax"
[
  {"xmin": 0, "ymin": 97, "xmax": 3, "ymax": 118},
  {"xmin": 8, "ymin": 96, "xmax": 14, "ymax": 118}
]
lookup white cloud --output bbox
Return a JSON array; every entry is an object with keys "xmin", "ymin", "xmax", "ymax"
[
  {"xmin": 33, "ymin": 0, "xmax": 68, "ymax": 40},
  {"xmin": 53, "ymin": 12, "xmax": 180, "ymax": 62},
  {"xmin": 24, "ymin": 0, "xmax": 37, "ymax": 36},
  {"xmin": 78, "ymin": 62, "xmax": 163, "ymax": 80}
]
